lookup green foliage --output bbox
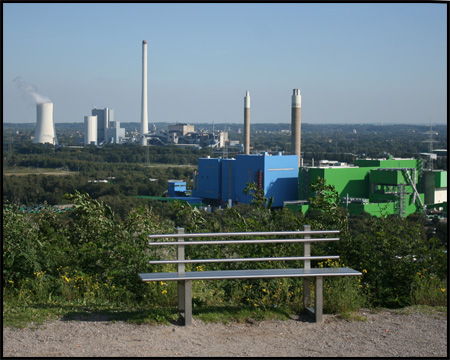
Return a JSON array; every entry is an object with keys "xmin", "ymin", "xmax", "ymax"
[
  {"xmin": 3, "ymin": 184, "xmax": 447, "ymax": 327},
  {"xmin": 244, "ymin": 182, "xmax": 273, "ymax": 209}
]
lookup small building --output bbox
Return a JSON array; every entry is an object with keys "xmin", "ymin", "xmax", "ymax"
[{"xmin": 168, "ymin": 180, "xmax": 187, "ymax": 197}]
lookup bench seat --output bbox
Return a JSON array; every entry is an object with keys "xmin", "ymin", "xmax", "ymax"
[{"xmin": 139, "ymin": 267, "xmax": 362, "ymax": 282}]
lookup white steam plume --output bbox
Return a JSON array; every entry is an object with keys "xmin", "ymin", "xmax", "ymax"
[{"xmin": 13, "ymin": 76, "xmax": 52, "ymax": 104}]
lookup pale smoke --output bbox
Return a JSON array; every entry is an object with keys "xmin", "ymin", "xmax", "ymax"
[{"xmin": 13, "ymin": 76, "xmax": 52, "ymax": 104}]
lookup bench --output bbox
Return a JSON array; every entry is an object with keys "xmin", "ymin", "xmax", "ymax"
[{"xmin": 139, "ymin": 225, "xmax": 362, "ymax": 326}]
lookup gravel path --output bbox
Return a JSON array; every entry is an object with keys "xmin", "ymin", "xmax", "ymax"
[{"xmin": 3, "ymin": 308, "xmax": 447, "ymax": 357}]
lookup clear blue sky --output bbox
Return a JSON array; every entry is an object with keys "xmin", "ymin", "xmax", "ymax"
[{"xmin": 3, "ymin": 3, "xmax": 447, "ymax": 125}]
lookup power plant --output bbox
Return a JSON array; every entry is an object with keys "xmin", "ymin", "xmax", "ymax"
[
  {"xmin": 140, "ymin": 40, "xmax": 149, "ymax": 145},
  {"xmin": 33, "ymin": 102, "xmax": 57, "ymax": 145}
]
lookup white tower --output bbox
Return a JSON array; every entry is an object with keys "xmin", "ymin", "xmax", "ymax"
[
  {"xmin": 84, "ymin": 115, "xmax": 98, "ymax": 145},
  {"xmin": 140, "ymin": 40, "xmax": 149, "ymax": 145},
  {"xmin": 291, "ymin": 89, "xmax": 301, "ymax": 167},
  {"xmin": 244, "ymin": 91, "xmax": 250, "ymax": 155},
  {"xmin": 34, "ymin": 102, "xmax": 57, "ymax": 145}
]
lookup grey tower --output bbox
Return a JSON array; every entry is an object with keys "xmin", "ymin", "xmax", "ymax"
[
  {"xmin": 140, "ymin": 40, "xmax": 149, "ymax": 145},
  {"xmin": 244, "ymin": 91, "xmax": 250, "ymax": 155},
  {"xmin": 291, "ymin": 89, "xmax": 301, "ymax": 167}
]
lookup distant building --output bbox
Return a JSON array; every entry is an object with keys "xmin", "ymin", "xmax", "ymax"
[
  {"xmin": 91, "ymin": 108, "xmax": 125, "ymax": 144},
  {"xmin": 168, "ymin": 123, "xmax": 195, "ymax": 136}
]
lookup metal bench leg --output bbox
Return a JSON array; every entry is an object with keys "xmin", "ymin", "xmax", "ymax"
[
  {"xmin": 303, "ymin": 276, "xmax": 323, "ymax": 322},
  {"xmin": 178, "ymin": 280, "xmax": 192, "ymax": 326},
  {"xmin": 303, "ymin": 277, "xmax": 312, "ymax": 312},
  {"xmin": 315, "ymin": 276, "xmax": 323, "ymax": 322},
  {"xmin": 176, "ymin": 227, "xmax": 192, "ymax": 326}
]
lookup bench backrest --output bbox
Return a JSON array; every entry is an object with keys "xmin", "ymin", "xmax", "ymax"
[{"xmin": 148, "ymin": 225, "xmax": 341, "ymax": 272}]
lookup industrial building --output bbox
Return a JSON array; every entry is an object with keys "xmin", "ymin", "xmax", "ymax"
[
  {"xmin": 88, "ymin": 108, "xmax": 125, "ymax": 145},
  {"xmin": 189, "ymin": 154, "xmax": 447, "ymax": 217},
  {"xmin": 84, "ymin": 115, "xmax": 97, "ymax": 145},
  {"xmin": 192, "ymin": 153, "xmax": 299, "ymax": 208},
  {"xmin": 287, "ymin": 157, "xmax": 447, "ymax": 217}
]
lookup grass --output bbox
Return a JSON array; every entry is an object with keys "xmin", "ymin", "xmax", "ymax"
[
  {"xmin": 3, "ymin": 300, "xmax": 180, "ymax": 328},
  {"xmin": 3, "ymin": 297, "xmax": 299, "ymax": 329},
  {"xmin": 336, "ymin": 311, "xmax": 368, "ymax": 322},
  {"xmin": 393, "ymin": 305, "xmax": 447, "ymax": 318},
  {"xmin": 193, "ymin": 305, "xmax": 294, "ymax": 324},
  {"xmin": 3, "ymin": 167, "xmax": 76, "ymax": 176},
  {"xmin": 4, "ymin": 297, "xmax": 447, "ymax": 329}
]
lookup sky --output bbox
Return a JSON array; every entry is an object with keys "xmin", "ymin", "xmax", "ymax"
[{"xmin": 3, "ymin": 3, "xmax": 447, "ymax": 125}]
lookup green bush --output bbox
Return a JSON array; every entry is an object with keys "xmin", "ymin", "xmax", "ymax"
[{"xmin": 3, "ymin": 184, "xmax": 447, "ymax": 317}]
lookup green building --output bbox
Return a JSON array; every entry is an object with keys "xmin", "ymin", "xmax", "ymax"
[{"xmin": 289, "ymin": 157, "xmax": 447, "ymax": 217}]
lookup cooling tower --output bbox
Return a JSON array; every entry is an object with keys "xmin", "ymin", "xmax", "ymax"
[
  {"xmin": 244, "ymin": 91, "xmax": 250, "ymax": 155},
  {"xmin": 34, "ymin": 102, "xmax": 57, "ymax": 145},
  {"xmin": 140, "ymin": 40, "xmax": 148, "ymax": 145},
  {"xmin": 84, "ymin": 115, "xmax": 98, "ymax": 145},
  {"xmin": 291, "ymin": 89, "xmax": 301, "ymax": 167}
]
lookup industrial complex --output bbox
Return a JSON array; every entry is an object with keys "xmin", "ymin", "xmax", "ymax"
[{"xmin": 29, "ymin": 40, "xmax": 447, "ymax": 218}]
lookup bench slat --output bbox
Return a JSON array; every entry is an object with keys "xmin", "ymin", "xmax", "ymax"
[
  {"xmin": 148, "ymin": 237, "xmax": 340, "ymax": 246},
  {"xmin": 139, "ymin": 267, "xmax": 362, "ymax": 282},
  {"xmin": 148, "ymin": 230, "xmax": 339, "ymax": 239},
  {"xmin": 149, "ymin": 255, "xmax": 340, "ymax": 264}
]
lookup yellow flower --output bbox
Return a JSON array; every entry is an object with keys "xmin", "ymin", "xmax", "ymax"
[
  {"xmin": 162, "ymin": 290, "xmax": 167, "ymax": 294},
  {"xmin": 440, "ymin": 288, "xmax": 446, "ymax": 293},
  {"xmin": 262, "ymin": 288, "xmax": 267, "ymax": 292},
  {"xmin": 362, "ymin": 269, "xmax": 368, "ymax": 274}
]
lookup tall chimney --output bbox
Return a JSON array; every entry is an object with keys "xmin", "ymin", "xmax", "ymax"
[
  {"xmin": 140, "ymin": 40, "xmax": 148, "ymax": 145},
  {"xmin": 244, "ymin": 91, "xmax": 250, "ymax": 155},
  {"xmin": 291, "ymin": 89, "xmax": 301, "ymax": 167}
]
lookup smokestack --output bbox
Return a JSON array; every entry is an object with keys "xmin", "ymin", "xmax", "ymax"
[
  {"xmin": 291, "ymin": 89, "xmax": 301, "ymax": 167},
  {"xmin": 244, "ymin": 91, "xmax": 250, "ymax": 155},
  {"xmin": 140, "ymin": 40, "xmax": 148, "ymax": 145},
  {"xmin": 34, "ymin": 102, "xmax": 57, "ymax": 145}
]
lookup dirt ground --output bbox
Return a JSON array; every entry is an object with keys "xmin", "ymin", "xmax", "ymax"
[{"xmin": 3, "ymin": 308, "xmax": 447, "ymax": 357}]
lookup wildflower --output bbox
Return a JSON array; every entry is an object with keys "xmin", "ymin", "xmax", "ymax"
[
  {"xmin": 262, "ymin": 288, "xmax": 267, "ymax": 292},
  {"xmin": 441, "ymin": 288, "xmax": 446, "ymax": 293},
  {"xmin": 8, "ymin": 280, "xmax": 14, "ymax": 284},
  {"xmin": 362, "ymin": 269, "xmax": 368, "ymax": 274},
  {"xmin": 162, "ymin": 290, "xmax": 167, "ymax": 294}
]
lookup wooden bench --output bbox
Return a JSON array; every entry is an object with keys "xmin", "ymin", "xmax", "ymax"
[{"xmin": 139, "ymin": 225, "xmax": 362, "ymax": 326}]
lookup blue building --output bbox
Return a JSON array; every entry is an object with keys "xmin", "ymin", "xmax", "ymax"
[
  {"xmin": 168, "ymin": 180, "xmax": 187, "ymax": 197},
  {"xmin": 193, "ymin": 153, "xmax": 299, "ymax": 207}
]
